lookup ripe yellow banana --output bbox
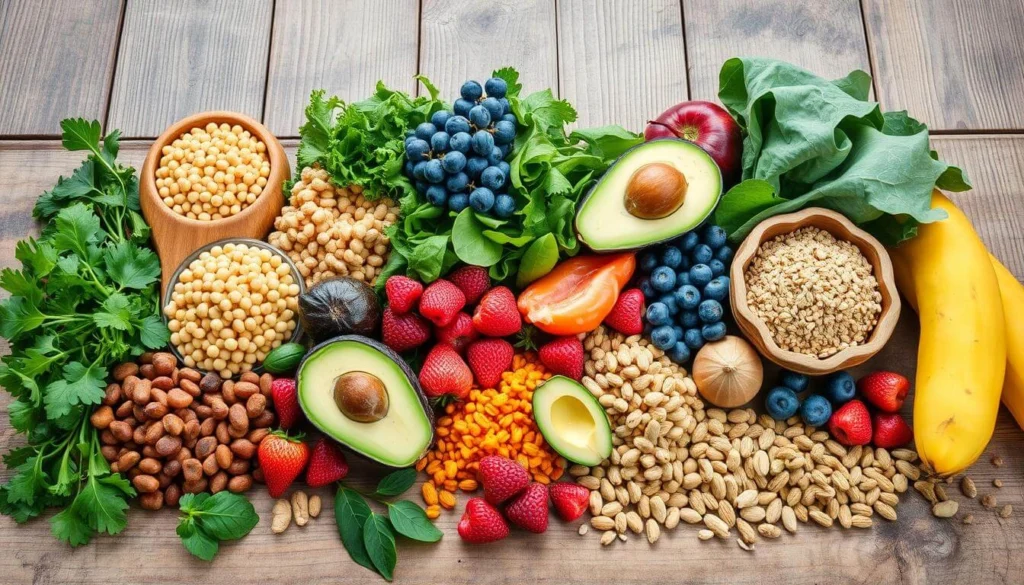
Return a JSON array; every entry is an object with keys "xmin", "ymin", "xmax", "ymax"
[{"xmin": 991, "ymin": 255, "xmax": 1024, "ymax": 430}]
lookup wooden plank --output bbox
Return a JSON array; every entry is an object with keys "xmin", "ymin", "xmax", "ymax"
[
  {"xmin": 0, "ymin": 0, "xmax": 123, "ymax": 136},
  {"xmin": 106, "ymin": 0, "xmax": 273, "ymax": 138},
  {"xmin": 419, "ymin": 0, "xmax": 558, "ymax": 99},
  {"xmin": 556, "ymin": 0, "xmax": 687, "ymax": 132},
  {"xmin": 263, "ymin": 0, "xmax": 420, "ymax": 137},
  {"xmin": 682, "ymin": 0, "xmax": 872, "ymax": 102},
  {"xmin": 863, "ymin": 0, "xmax": 1024, "ymax": 131}
]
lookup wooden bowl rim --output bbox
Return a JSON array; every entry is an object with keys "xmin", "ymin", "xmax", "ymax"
[
  {"xmin": 140, "ymin": 110, "xmax": 289, "ymax": 228},
  {"xmin": 728, "ymin": 207, "xmax": 902, "ymax": 375}
]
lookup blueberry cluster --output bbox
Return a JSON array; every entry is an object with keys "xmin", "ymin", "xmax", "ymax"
[
  {"xmin": 637, "ymin": 224, "xmax": 734, "ymax": 364},
  {"xmin": 765, "ymin": 370, "xmax": 856, "ymax": 426},
  {"xmin": 404, "ymin": 78, "xmax": 517, "ymax": 216}
]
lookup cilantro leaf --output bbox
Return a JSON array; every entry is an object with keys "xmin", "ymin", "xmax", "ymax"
[
  {"xmin": 0, "ymin": 296, "xmax": 46, "ymax": 339},
  {"xmin": 76, "ymin": 473, "xmax": 133, "ymax": 535},
  {"xmin": 44, "ymin": 361, "xmax": 106, "ymax": 419},
  {"xmin": 140, "ymin": 315, "xmax": 171, "ymax": 349},
  {"xmin": 51, "ymin": 203, "xmax": 103, "ymax": 258},
  {"xmin": 51, "ymin": 505, "xmax": 94, "ymax": 546},
  {"xmin": 61, "ymin": 118, "xmax": 102, "ymax": 152},
  {"xmin": 93, "ymin": 293, "xmax": 133, "ymax": 331},
  {"xmin": 103, "ymin": 241, "xmax": 160, "ymax": 289}
]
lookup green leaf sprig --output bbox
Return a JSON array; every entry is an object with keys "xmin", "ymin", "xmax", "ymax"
[{"xmin": 176, "ymin": 492, "xmax": 260, "ymax": 561}]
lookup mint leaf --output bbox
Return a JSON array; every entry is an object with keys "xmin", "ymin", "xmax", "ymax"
[
  {"xmin": 386, "ymin": 501, "xmax": 442, "ymax": 543},
  {"xmin": 94, "ymin": 293, "xmax": 133, "ymax": 331},
  {"xmin": 363, "ymin": 513, "xmax": 397, "ymax": 581},
  {"xmin": 375, "ymin": 468, "xmax": 417, "ymax": 497},
  {"xmin": 44, "ymin": 361, "xmax": 106, "ymax": 419},
  {"xmin": 335, "ymin": 486, "xmax": 375, "ymax": 571}
]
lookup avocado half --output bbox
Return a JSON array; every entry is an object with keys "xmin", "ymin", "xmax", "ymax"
[
  {"xmin": 297, "ymin": 335, "xmax": 434, "ymax": 468},
  {"xmin": 532, "ymin": 376, "xmax": 612, "ymax": 466},
  {"xmin": 575, "ymin": 138, "xmax": 723, "ymax": 252}
]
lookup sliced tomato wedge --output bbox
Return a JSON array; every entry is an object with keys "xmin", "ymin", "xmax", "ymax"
[{"xmin": 517, "ymin": 253, "xmax": 636, "ymax": 335}]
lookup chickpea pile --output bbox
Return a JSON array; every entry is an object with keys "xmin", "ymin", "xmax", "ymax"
[
  {"xmin": 268, "ymin": 166, "xmax": 399, "ymax": 287},
  {"xmin": 164, "ymin": 242, "xmax": 300, "ymax": 377},
  {"xmin": 156, "ymin": 122, "xmax": 271, "ymax": 221}
]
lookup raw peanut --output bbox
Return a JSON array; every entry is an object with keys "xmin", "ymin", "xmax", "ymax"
[
  {"xmin": 132, "ymin": 405, "xmax": 147, "ymax": 423},
  {"xmin": 151, "ymin": 352, "xmax": 176, "ymax": 376},
  {"xmin": 139, "ymin": 364, "xmax": 155, "ymax": 379},
  {"xmin": 132, "ymin": 474, "xmax": 159, "ymax": 493},
  {"xmin": 165, "ymin": 484, "xmax": 182, "ymax": 507},
  {"xmin": 143, "ymin": 401, "xmax": 168, "ymax": 420},
  {"xmin": 203, "ymin": 454, "xmax": 219, "ymax": 476},
  {"xmin": 141, "ymin": 445, "xmax": 158, "ymax": 458},
  {"xmin": 152, "ymin": 376, "xmax": 174, "ymax": 391},
  {"xmin": 195, "ymin": 437, "xmax": 218, "ymax": 460},
  {"xmin": 228, "ymin": 459, "xmax": 250, "ymax": 475},
  {"xmin": 216, "ymin": 421, "xmax": 231, "ymax": 444},
  {"xmin": 228, "ymin": 474, "xmax": 253, "ymax": 493},
  {"xmin": 163, "ymin": 459, "xmax": 181, "ymax": 477},
  {"xmin": 179, "ymin": 368, "xmax": 202, "ymax": 384},
  {"xmin": 112, "ymin": 362, "xmax": 139, "ymax": 381},
  {"xmin": 158, "ymin": 472, "xmax": 173, "ymax": 488},
  {"xmin": 139, "ymin": 491, "xmax": 164, "ymax": 511},
  {"xmin": 240, "ymin": 371, "xmax": 260, "ymax": 385},
  {"xmin": 252, "ymin": 467, "xmax": 264, "ymax": 483},
  {"xmin": 155, "ymin": 435, "xmax": 181, "ymax": 457},
  {"xmin": 101, "ymin": 446, "xmax": 119, "ymax": 462},
  {"xmin": 102, "ymin": 383, "xmax": 122, "ymax": 406},
  {"xmin": 183, "ymin": 459, "xmax": 203, "ymax": 483},
  {"xmin": 117, "ymin": 451, "xmax": 141, "ymax": 472},
  {"xmin": 200, "ymin": 372, "xmax": 222, "ymax": 393},
  {"xmin": 309, "ymin": 494, "xmax": 322, "ymax": 518},
  {"xmin": 151, "ymin": 388, "xmax": 168, "ymax": 406},
  {"xmin": 138, "ymin": 457, "xmax": 161, "ymax": 475},
  {"xmin": 221, "ymin": 380, "xmax": 236, "ymax": 404},
  {"xmin": 179, "ymin": 379, "xmax": 201, "ymax": 397},
  {"xmin": 131, "ymin": 378, "xmax": 153, "ymax": 405},
  {"xmin": 109, "ymin": 420, "xmax": 133, "ymax": 442},
  {"xmin": 932, "ymin": 500, "xmax": 959, "ymax": 518},
  {"xmin": 259, "ymin": 373, "xmax": 273, "ymax": 397},
  {"xmin": 228, "ymin": 423, "xmax": 248, "ymax": 439},
  {"xmin": 230, "ymin": 439, "xmax": 256, "ymax": 459},
  {"xmin": 272, "ymin": 498, "xmax": 292, "ymax": 533},
  {"xmin": 210, "ymin": 471, "xmax": 229, "ymax": 493},
  {"xmin": 162, "ymin": 414, "xmax": 185, "ymax": 436},
  {"xmin": 199, "ymin": 418, "xmax": 216, "ymax": 437},
  {"xmin": 211, "ymin": 399, "xmax": 230, "ymax": 420},
  {"xmin": 292, "ymin": 491, "xmax": 310, "ymax": 526},
  {"xmin": 246, "ymin": 394, "xmax": 267, "ymax": 418},
  {"xmin": 115, "ymin": 400, "xmax": 134, "ymax": 419},
  {"xmin": 139, "ymin": 352, "xmax": 155, "ymax": 365},
  {"xmin": 251, "ymin": 411, "xmax": 275, "ymax": 429},
  {"xmin": 247, "ymin": 428, "xmax": 270, "ymax": 444},
  {"xmin": 215, "ymin": 444, "xmax": 234, "ymax": 469},
  {"xmin": 90, "ymin": 406, "xmax": 115, "ymax": 429},
  {"xmin": 234, "ymin": 381, "xmax": 260, "ymax": 400},
  {"xmin": 183, "ymin": 477, "xmax": 209, "ymax": 494},
  {"xmin": 195, "ymin": 405, "xmax": 214, "ymax": 420},
  {"xmin": 166, "ymin": 388, "xmax": 193, "ymax": 409}
]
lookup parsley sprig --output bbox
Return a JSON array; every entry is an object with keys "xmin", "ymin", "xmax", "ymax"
[{"xmin": 0, "ymin": 119, "xmax": 169, "ymax": 545}]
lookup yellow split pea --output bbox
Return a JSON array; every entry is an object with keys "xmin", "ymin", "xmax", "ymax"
[
  {"xmin": 156, "ymin": 122, "xmax": 271, "ymax": 221},
  {"xmin": 164, "ymin": 242, "xmax": 300, "ymax": 377}
]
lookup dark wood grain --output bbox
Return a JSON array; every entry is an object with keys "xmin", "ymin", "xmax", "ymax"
[
  {"xmin": 0, "ymin": 0, "xmax": 124, "ymax": 136},
  {"xmin": 863, "ymin": 0, "xmax": 1024, "ymax": 131},
  {"xmin": 419, "ymin": 0, "xmax": 558, "ymax": 99},
  {"xmin": 106, "ymin": 0, "xmax": 273, "ymax": 138},
  {"xmin": 557, "ymin": 0, "xmax": 687, "ymax": 132},
  {"xmin": 263, "ymin": 0, "xmax": 420, "ymax": 137},
  {"xmin": 682, "ymin": 0, "xmax": 872, "ymax": 102}
]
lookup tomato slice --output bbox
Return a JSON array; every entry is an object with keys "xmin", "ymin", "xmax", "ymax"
[{"xmin": 517, "ymin": 253, "xmax": 636, "ymax": 335}]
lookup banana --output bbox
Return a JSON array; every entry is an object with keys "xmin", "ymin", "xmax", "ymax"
[
  {"xmin": 889, "ymin": 191, "xmax": 1005, "ymax": 476},
  {"xmin": 991, "ymin": 255, "xmax": 1024, "ymax": 430}
]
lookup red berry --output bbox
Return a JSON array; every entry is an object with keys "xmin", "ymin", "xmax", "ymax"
[
  {"xmin": 857, "ymin": 371, "xmax": 910, "ymax": 413},
  {"xmin": 419, "ymin": 279, "xmax": 466, "ymax": 327},
  {"xmin": 477, "ymin": 455, "xmax": 529, "ymax": 505},
  {"xmin": 828, "ymin": 399, "xmax": 873, "ymax": 446},
  {"xmin": 505, "ymin": 483, "xmax": 549, "ymax": 533},
  {"xmin": 448, "ymin": 265, "xmax": 491, "ymax": 305},
  {"xmin": 603, "ymin": 288, "xmax": 645, "ymax": 336},
  {"xmin": 418, "ymin": 344, "xmax": 473, "ymax": 400},
  {"xmin": 457, "ymin": 498, "xmax": 509, "ymax": 544},
  {"xmin": 384, "ymin": 275, "xmax": 423, "ymax": 314},
  {"xmin": 305, "ymin": 438, "xmax": 349, "ymax": 488},
  {"xmin": 382, "ymin": 307, "xmax": 431, "ymax": 353},
  {"xmin": 435, "ymin": 312, "xmax": 478, "ymax": 353},
  {"xmin": 465, "ymin": 339, "xmax": 514, "ymax": 389},
  {"xmin": 548, "ymin": 482, "xmax": 590, "ymax": 522},
  {"xmin": 472, "ymin": 286, "xmax": 522, "ymax": 337},
  {"xmin": 270, "ymin": 378, "xmax": 301, "ymax": 430},
  {"xmin": 872, "ymin": 412, "xmax": 913, "ymax": 449},
  {"xmin": 258, "ymin": 433, "xmax": 310, "ymax": 498},
  {"xmin": 538, "ymin": 336, "xmax": 585, "ymax": 380}
]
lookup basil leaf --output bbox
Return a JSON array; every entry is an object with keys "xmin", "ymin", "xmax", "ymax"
[
  {"xmin": 176, "ymin": 519, "xmax": 218, "ymax": 562},
  {"xmin": 375, "ymin": 468, "xmax": 417, "ymax": 497},
  {"xmin": 193, "ymin": 492, "xmax": 259, "ymax": 541},
  {"xmin": 452, "ymin": 209, "xmax": 502, "ymax": 266},
  {"xmin": 363, "ymin": 513, "xmax": 397, "ymax": 581},
  {"xmin": 516, "ymin": 233, "xmax": 558, "ymax": 288},
  {"xmin": 387, "ymin": 501, "xmax": 443, "ymax": 543},
  {"xmin": 334, "ymin": 486, "xmax": 374, "ymax": 571}
]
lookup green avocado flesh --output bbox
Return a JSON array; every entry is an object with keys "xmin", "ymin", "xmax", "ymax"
[
  {"xmin": 532, "ymin": 376, "xmax": 613, "ymax": 466},
  {"xmin": 576, "ymin": 139, "xmax": 722, "ymax": 251},
  {"xmin": 297, "ymin": 337, "xmax": 433, "ymax": 467}
]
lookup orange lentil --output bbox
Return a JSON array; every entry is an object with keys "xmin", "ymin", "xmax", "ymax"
[
  {"xmin": 415, "ymin": 353, "xmax": 565, "ymax": 515},
  {"xmin": 425, "ymin": 505, "xmax": 441, "ymax": 520}
]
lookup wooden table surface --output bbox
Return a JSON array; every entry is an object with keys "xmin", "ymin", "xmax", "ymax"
[{"xmin": 2, "ymin": 1, "xmax": 1023, "ymax": 583}]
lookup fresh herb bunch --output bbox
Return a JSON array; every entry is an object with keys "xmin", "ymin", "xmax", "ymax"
[
  {"xmin": 176, "ymin": 492, "xmax": 260, "ymax": 561},
  {"xmin": 0, "ymin": 119, "xmax": 169, "ymax": 545},
  {"xmin": 335, "ymin": 468, "xmax": 442, "ymax": 581}
]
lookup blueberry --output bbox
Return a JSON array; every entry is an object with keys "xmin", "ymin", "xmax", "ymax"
[
  {"xmin": 800, "ymin": 394, "xmax": 832, "ymax": 427},
  {"xmin": 658, "ymin": 294, "xmax": 679, "ymax": 316},
  {"xmin": 413, "ymin": 161, "xmax": 427, "ymax": 180},
  {"xmin": 650, "ymin": 266, "xmax": 677, "ymax": 292},
  {"xmin": 487, "ymin": 146, "xmax": 504, "ymax": 166},
  {"xmin": 692, "ymin": 244, "xmax": 714, "ymax": 265},
  {"xmin": 493, "ymin": 120, "xmax": 516, "ymax": 145},
  {"xmin": 714, "ymin": 245, "xmax": 734, "ymax": 265},
  {"xmin": 430, "ymin": 131, "xmax": 450, "ymax": 153},
  {"xmin": 639, "ymin": 251, "xmax": 659, "ymax": 273},
  {"xmin": 460, "ymin": 80, "xmax": 483, "ymax": 101},
  {"xmin": 480, "ymin": 97, "xmax": 504, "ymax": 120},
  {"xmin": 672, "ymin": 325, "xmax": 684, "ymax": 341},
  {"xmin": 703, "ymin": 276, "xmax": 729, "ymax": 302},
  {"xmin": 415, "ymin": 122, "xmax": 437, "ymax": 141},
  {"xmin": 779, "ymin": 370, "xmax": 809, "ymax": 393},
  {"xmin": 674, "ymin": 284, "xmax": 701, "ymax": 311},
  {"xmin": 646, "ymin": 302, "xmax": 672, "ymax": 326},
  {"xmin": 423, "ymin": 159, "xmax": 445, "ymax": 184},
  {"xmin": 403, "ymin": 159, "xmax": 415, "ymax": 176},
  {"xmin": 446, "ymin": 172, "xmax": 469, "ymax": 193},
  {"xmin": 425, "ymin": 185, "xmax": 447, "ymax": 206},
  {"xmin": 414, "ymin": 180, "xmax": 428, "ymax": 194},
  {"xmin": 675, "ymin": 270, "xmax": 691, "ymax": 287},
  {"xmin": 469, "ymin": 105, "xmax": 492, "ymax": 129},
  {"xmin": 469, "ymin": 187, "xmax": 495, "ymax": 213},
  {"xmin": 822, "ymin": 371, "xmax": 857, "ymax": 406},
  {"xmin": 701, "ymin": 322, "xmax": 727, "ymax": 341},
  {"xmin": 406, "ymin": 138, "xmax": 430, "ymax": 161},
  {"xmin": 679, "ymin": 232, "xmax": 700, "ymax": 253},
  {"xmin": 466, "ymin": 156, "xmax": 489, "ymax": 179},
  {"xmin": 677, "ymin": 254, "xmax": 691, "ymax": 273},
  {"xmin": 661, "ymin": 246, "xmax": 683, "ymax": 269},
  {"xmin": 445, "ymin": 116, "xmax": 471, "ymax": 136},
  {"xmin": 485, "ymin": 77, "xmax": 508, "ymax": 99},
  {"xmin": 430, "ymin": 110, "xmax": 452, "ymax": 129},
  {"xmin": 441, "ymin": 151, "xmax": 467, "ymax": 174},
  {"xmin": 499, "ymin": 143, "xmax": 512, "ymax": 159},
  {"xmin": 683, "ymin": 328, "xmax": 705, "ymax": 350},
  {"xmin": 689, "ymin": 264, "xmax": 713, "ymax": 288},
  {"xmin": 471, "ymin": 131, "xmax": 495, "ymax": 156},
  {"xmin": 498, "ymin": 160, "xmax": 511, "ymax": 177},
  {"xmin": 501, "ymin": 113, "xmax": 518, "ymax": 124},
  {"xmin": 449, "ymin": 131, "xmax": 472, "ymax": 153},
  {"xmin": 448, "ymin": 193, "xmax": 469, "ymax": 212},
  {"xmin": 709, "ymin": 259, "xmax": 726, "ymax": 278},
  {"xmin": 765, "ymin": 386, "xmax": 801, "ymax": 420},
  {"xmin": 667, "ymin": 342, "xmax": 692, "ymax": 364},
  {"xmin": 698, "ymin": 299, "xmax": 723, "ymax": 324},
  {"xmin": 681, "ymin": 311, "xmax": 700, "ymax": 329},
  {"xmin": 650, "ymin": 326, "xmax": 678, "ymax": 350},
  {"xmin": 639, "ymin": 277, "xmax": 655, "ymax": 299},
  {"xmin": 499, "ymin": 97, "xmax": 511, "ymax": 115},
  {"xmin": 493, "ymin": 194, "xmax": 516, "ymax": 218},
  {"xmin": 454, "ymin": 98, "xmax": 475, "ymax": 117},
  {"xmin": 481, "ymin": 166, "xmax": 506, "ymax": 190},
  {"xmin": 702, "ymin": 224, "xmax": 728, "ymax": 250}
]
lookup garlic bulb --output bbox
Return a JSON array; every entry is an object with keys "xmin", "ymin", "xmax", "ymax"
[{"xmin": 692, "ymin": 336, "xmax": 764, "ymax": 408}]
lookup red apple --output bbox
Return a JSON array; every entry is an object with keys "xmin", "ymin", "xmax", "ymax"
[{"xmin": 644, "ymin": 101, "xmax": 742, "ymax": 186}]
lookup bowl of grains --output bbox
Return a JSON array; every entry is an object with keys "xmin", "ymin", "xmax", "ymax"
[
  {"xmin": 162, "ymin": 239, "xmax": 304, "ymax": 378},
  {"xmin": 729, "ymin": 207, "xmax": 901, "ymax": 375}
]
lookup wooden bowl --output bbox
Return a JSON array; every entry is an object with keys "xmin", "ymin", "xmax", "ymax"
[
  {"xmin": 729, "ymin": 207, "xmax": 901, "ymax": 375},
  {"xmin": 140, "ymin": 111, "xmax": 290, "ymax": 292}
]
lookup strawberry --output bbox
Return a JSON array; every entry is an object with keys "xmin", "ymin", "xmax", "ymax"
[
  {"xmin": 382, "ymin": 307, "xmax": 431, "ymax": 353},
  {"xmin": 603, "ymin": 288, "xmax": 645, "ymax": 335},
  {"xmin": 258, "ymin": 432, "xmax": 310, "ymax": 498},
  {"xmin": 538, "ymin": 336, "xmax": 585, "ymax": 380},
  {"xmin": 504, "ymin": 483, "xmax": 549, "ymax": 533},
  {"xmin": 448, "ymin": 265, "xmax": 491, "ymax": 305},
  {"xmin": 419, "ymin": 279, "xmax": 466, "ymax": 327},
  {"xmin": 548, "ymin": 482, "xmax": 590, "ymax": 522},
  {"xmin": 477, "ymin": 455, "xmax": 530, "ymax": 505},
  {"xmin": 857, "ymin": 371, "xmax": 910, "ymax": 413},
  {"xmin": 305, "ymin": 438, "xmax": 349, "ymax": 488},
  {"xmin": 270, "ymin": 378, "xmax": 301, "ymax": 430},
  {"xmin": 384, "ymin": 275, "xmax": 423, "ymax": 314},
  {"xmin": 472, "ymin": 286, "xmax": 521, "ymax": 337},
  {"xmin": 457, "ymin": 498, "xmax": 509, "ymax": 544},
  {"xmin": 419, "ymin": 344, "xmax": 473, "ymax": 400},
  {"xmin": 466, "ymin": 338, "xmax": 514, "ymax": 388},
  {"xmin": 435, "ymin": 312, "xmax": 478, "ymax": 353},
  {"xmin": 872, "ymin": 412, "xmax": 913, "ymax": 449},
  {"xmin": 828, "ymin": 399, "xmax": 873, "ymax": 446}
]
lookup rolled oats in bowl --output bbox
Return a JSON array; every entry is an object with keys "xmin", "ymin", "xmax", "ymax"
[{"xmin": 743, "ymin": 226, "xmax": 882, "ymax": 358}]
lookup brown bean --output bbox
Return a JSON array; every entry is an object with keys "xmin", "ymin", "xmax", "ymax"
[
  {"xmin": 183, "ymin": 477, "xmax": 208, "ymax": 494},
  {"xmin": 251, "ymin": 411, "xmax": 275, "ymax": 429},
  {"xmin": 228, "ymin": 404, "xmax": 249, "ymax": 430},
  {"xmin": 179, "ymin": 378, "xmax": 201, "ymax": 397},
  {"xmin": 203, "ymin": 454, "xmax": 220, "ymax": 476},
  {"xmin": 141, "ymin": 445, "xmax": 159, "ymax": 458},
  {"xmin": 252, "ymin": 467, "xmax": 264, "ymax": 483},
  {"xmin": 139, "ymin": 352, "xmax": 155, "ymax": 365},
  {"xmin": 102, "ymin": 383, "xmax": 122, "ymax": 406},
  {"xmin": 109, "ymin": 462, "xmax": 120, "ymax": 473},
  {"xmin": 115, "ymin": 400, "xmax": 135, "ymax": 419},
  {"xmin": 101, "ymin": 445, "xmax": 119, "ymax": 462},
  {"xmin": 155, "ymin": 435, "xmax": 182, "ymax": 458},
  {"xmin": 170, "ymin": 367, "xmax": 180, "ymax": 386},
  {"xmin": 163, "ymin": 413, "xmax": 185, "ymax": 436},
  {"xmin": 90, "ymin": 405, "xmax": 115, "ymax": 429},
  {"xmin": 139, "ymin": 364, "xmax": 155, "ymax": 379},
  {"xmin": 179, "ymin": 368, "xmax": 202, "ymax": 384},
  {"xmin": 230, "ymin": 439, "xmax": 256, "ymax": 459},
  {"xmin": 215, "ymin": 444, "xmax": 234, "ymax": 469},
  {"xmin": 131, "ymin": 378, "xmax": 153, "ymax": 405},
  {"xmin": 165, "ymin": 484, "xmax": 182, "ymax": 507},
  {"xmin": 200, "ymin": 372, "xmax": 222, "ymax": 394},
  {"xmin": 138, "ymin": 457, "xmax": 162, "ymax": 475},
  {"xmin": 132, "ymin": 424, "xmax": 147, "ymax": 445},
  {"xmin": 210, "ymin": 471, "xmax": 229, "ymax": 493},
  {"xmin": 216, "ymin": 421, "xmax": 231, "ymax": 444},
  {"xmin": 240, "ymin": 371, "xmax": 260, "ymax": 385},
  {"xmin": 126, "ymin": 467, "xmax": 141, "ymax": 479},
  {"xmin": 228, "ymin": 424, "xmax": 247, "ymax": 439},
  {"xmin": 157, "ymin": 472, "xmax": 172, "ymax": 489},
  {"xmin": 211, "ymin": 398, "xmax": 230, "ymax": 420},
  {"xmin": 152, "ymin": 352, "xmax": 176, "ymax": 377},
  {"xmin": 245, "ymin": 394, "xmax": 267, "ymax": 418},
  {"xmin": 247, "ymin": 428, "xmax": 270, "ymax": 445},
  {"xmin": 234, "ymin": 381, "xmax": 260, "ymax": 400},
  {"xmin": 144, "ymin": 422, "xmax": 165, "ymax": 445},
  {"xmin": 221, "ymin": 380, "xmax": 236, "ymax": 404},
  {"xmin": 139, "ymin": 490, "xmax": 164, "ymax": 511},
  {"xmin": 183, "ymin": 458, "xmax": 203, "ymax": 483},
  {"xmin": 195, "ymin": 436, "xmax": 218, "ymax": 460},
  {"xmin": 227, "ymin": 459, "xmax": 250, "ymax": 475},
  {"xmin": 143, "ymin": 401, "xmax": 168, "ymax": 420},
  {"xmin": 109, "ymin": 420, "xmax": 133, "ymax": 442},
  {"xmin": 112, "ymin": 362, "xmax": 139, "ymax": 381},
  {"xmin": 151, "ymin": 387, "xmax": 168, "ymax": 406},
  {"xmin": 166, "ymin": 388, "xmax": 194, "ymax": 409},
  {"xmin": 180, "ymin": 408, "xmax": 197, "ymax": 423},
  {"xmin": 132, "ymin": 474, "xmax": 159, "ymax": 493},
  {"xmin": 228, "ymin": 474, "xmax": 253, "ymax": 493},
  {"xmin": 117, "ymin": 451, "xmax": 141, "ymax": 472},
  {"xmin": 132, "ymin": 405, "xmax": 147, "ymax": 422},
  {"xmin": 151, "ymin": 376, "xmax": 174, "ymax": 391},
  {"xmin": 259, "ymin": 373, "xmax": 274, "ymax": 397},
  {"xmin": 199, "ymin": 417, "xmax": 216, "ymax": 437},
  {"xmin": 163, "ymin": 459, "xmax": 182, "ymax": 478},
  {"xmin": 195, "ymin": 405, "xmax": 214, "ymax": 419}
]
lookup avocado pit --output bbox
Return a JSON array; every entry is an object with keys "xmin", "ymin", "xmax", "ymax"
[
  {"xmin": 334, "ymin": 371, "xmax": 389, "ymax": 423},
  {"xmin": 624, "ymin": 162, "xmax": 688, "ymax": 220}
]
